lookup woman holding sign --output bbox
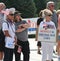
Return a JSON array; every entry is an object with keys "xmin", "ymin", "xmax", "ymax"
[{"xmin": 39, "ymin": 9, "xmax": 56, "ymax": 61}]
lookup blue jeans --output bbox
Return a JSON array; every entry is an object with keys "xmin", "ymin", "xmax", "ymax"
[{"xmin": 3, "ymin": 47, "xmax": 14, "ymax": 61}]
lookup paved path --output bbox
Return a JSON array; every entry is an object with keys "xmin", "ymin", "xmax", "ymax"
[{"xmin": 13, "ymin": 38, "xmax": 58, "ymax": 61}]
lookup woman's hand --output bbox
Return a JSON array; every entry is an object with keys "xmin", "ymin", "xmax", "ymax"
[{"xmin": 14, "ymin": 36, "xmax": 17, "ymax": 45}]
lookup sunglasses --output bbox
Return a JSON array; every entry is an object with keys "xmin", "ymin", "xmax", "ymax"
[
  {"xmin": 9, "ymin": 14, "xmax": 14, "ymax": 16},
  {"xmin": 51, "ymin": 5, "xmax": 54, "ymax": 7},
  {"xmin": 47, "ymin": 14, "xmax": 52, "ymax": 16}
]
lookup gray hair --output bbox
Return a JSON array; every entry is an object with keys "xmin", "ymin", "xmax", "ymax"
[
  {"xmin": 0, "ymin": 2, "xmax": 5, "ymax": 5},
  {"xmin": 46, "ymin": 1, "xmax": 54, "ymax": 9},
  {"xmin": 0, "ymin": 2, "xmax": 6, "ymax": 8},
  {"xmin": 9, "ymin": 8, "xmax": 16, "ymax": 14}
]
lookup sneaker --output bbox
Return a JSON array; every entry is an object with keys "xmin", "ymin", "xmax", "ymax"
[{"xmin": 38, "ymin": 51, "xmax": 41, "ymax": 54}]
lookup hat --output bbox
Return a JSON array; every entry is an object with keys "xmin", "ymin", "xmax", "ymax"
[{"xmin": 14, "ymin": 11, "xmax": 21, "ymax": 16}]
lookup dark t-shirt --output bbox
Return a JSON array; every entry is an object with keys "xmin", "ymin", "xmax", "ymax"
[
  {"xmin": 37, "ymin": 18, "xmax": 43, "ymax": 45},
  {"xmin": 37, "ymin": 18, "xmax": 43, "ymax": 26},
  {"xmin": 51, "ymin": 11, "xmax": 58, "ymax": 28}
]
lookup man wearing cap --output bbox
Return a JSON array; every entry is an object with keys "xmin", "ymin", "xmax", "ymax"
[{"xmin": 2, "ymin": 8, "xmax": 16, "ymax": 61}]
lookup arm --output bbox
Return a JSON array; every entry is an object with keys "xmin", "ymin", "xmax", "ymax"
[
  {"xmin": 15, "ymin": 27, "xmax": 26, "ymax": 33},
  {"xmin": 16, "ymin": 23, "xmax": 30, "ymax": 33},
  {"xmin": 22, "ymin": 23, "xmax": 30, "ymax": 28},
  {"xmin": 35, "ymin": 25, "xmax": 39, "ymax": 41},
  {"xmin": 2, "ymin": 22, "xmax": 11, "ymax": 37},
  {"xmin": 35, "ymin": 18, "xmax": 40, "ymax": 41},
  {"xmin": 4, "ymin": 30, "xmax": 11, "ymax": 37}
]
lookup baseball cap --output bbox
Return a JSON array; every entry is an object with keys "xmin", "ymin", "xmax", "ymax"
[{"xmin": 14, "ymin": 11, "xmax": 21, "ymax": 16}]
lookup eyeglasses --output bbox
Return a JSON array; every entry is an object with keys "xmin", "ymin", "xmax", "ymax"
[{"xmin": 9, "ymin": 14, "xmax": 14, "ymax": 16}]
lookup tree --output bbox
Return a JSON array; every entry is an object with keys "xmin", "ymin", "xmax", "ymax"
[
  {"xmin": 34, "ymin": 0, "xmax": 46, "ymax": 16},
  {"xmin": 0, "ymin": 0, "xmax": 37, "ymax": 18},
  {"xmin": 14, "ymin": 0, "xmax": 37, "ymax": 18}
]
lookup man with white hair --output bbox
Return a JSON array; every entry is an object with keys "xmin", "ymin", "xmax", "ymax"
[
  {"xmin": 46, "ymin": 1, "xmax": 58, "ymax": 28},
  {"xmin": 2, "ymin": 8, "xmax": 16, "ymax": 61}
]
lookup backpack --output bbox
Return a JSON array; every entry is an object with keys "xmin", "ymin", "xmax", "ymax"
[{"xmin": 0, "ymin": 21, "xmax": 9, "ymax": 46}]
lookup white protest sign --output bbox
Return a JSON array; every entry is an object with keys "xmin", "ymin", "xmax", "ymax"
[
  {"xmin": 23, "ymin": 17, "xmax": 38, "ymax": 34},
  {"xmin": 38, "ymin": 27, "xmax": 56, "ymax": 43}
]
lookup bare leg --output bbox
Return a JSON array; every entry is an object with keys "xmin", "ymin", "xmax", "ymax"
[
  {"xmin": 57, "ymin": 41, "xmax": 60, "ymax": 61},
  {"xmin": 37, "ymin": 46, "xmax": 41, "ymax": 54},
  {"xmin": 0, "ymin": 52, "xmax": 4, "ymax": 60}
]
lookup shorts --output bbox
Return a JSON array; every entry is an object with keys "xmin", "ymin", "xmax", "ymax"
[
  {"xmin": 0, "ymin": 40, "xmax": 5, "ymax": 51},
  {"xmin": 37, "ymin": 41, "xmax": 41, "ymax": 47}
]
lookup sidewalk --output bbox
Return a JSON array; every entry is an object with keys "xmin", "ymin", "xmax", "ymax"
[{"xmin": 13, "ymin": 38, "xmax": 58, "ymax": 61}]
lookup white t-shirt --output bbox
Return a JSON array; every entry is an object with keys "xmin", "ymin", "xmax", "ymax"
[
  {"xmin": 39, "ymin": 20, "xmax": 56, "ymax": 44},
  {"xmin": 2, "ymin": 22, "xmax": 15, "ymax": 49},
  {"xmin": 40, "ymin": 20, "xmax": 56, "ymax": 29}
]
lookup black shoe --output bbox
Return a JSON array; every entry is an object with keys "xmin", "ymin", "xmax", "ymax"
[
  {"xmin": 37, "ymin": 51, "xmax": 41, "ymax": 54},
  {"xmin": 51, "ymin": 59, "xmax": 53, "ymax": 61},
  {"xmin": 53, "ymin": 50, "xmax": 55, "ymax": 53}
]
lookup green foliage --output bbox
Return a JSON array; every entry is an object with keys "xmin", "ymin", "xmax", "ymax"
[
  {"xmin": 1, "ymin": 0, "xmax": 59, "ymax": 18},
  {"xmin": 0, "ymin": 0, "xmax": 37, "ymax": 18},
  {"xmin": 34, "ymin": 0, "xmax": 46, "ymax": 16},
  {"xmin": 0, "ymin": 0, "xmax": 15, "ymax": 7},
  {"xmin": 1, "ymin": 0, "xmax": 37, "ymax": 18},
  {"xmin": 16, "ymin": 0, "xmax": 37, "ymax": 18},
  {"xmin": 56, "ymin": 2, "xmax": 60, "ymax": 9}
]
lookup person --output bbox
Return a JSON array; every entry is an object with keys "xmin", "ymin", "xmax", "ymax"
[
  {"xmin": 46, "ymin": 1, "xmax": 58, "ymax": 55},
  {"xmin": 46, "ymin": 1, "xmax": 58, "ymax": 28},
  {"xmin": 39, "ymin": 9, "xmax": 56, "ymax": 61},
  {"xmin": 35, "ymin": 10, "xmax": 44, "ymax": 54},
  {"xmin": 14, "ymin": 11, "xmax": 30, "ymax": 61},
  {"xmin": 2, "ymin": 8, "xmax": 16, "ymax": 61},
  {"xmin": 56, "ymin": 10, "xmax": 60, "ymax": 61},
  {"xmin": 0, "ymin": 2, "xmax": 6, "ymax": 61}
]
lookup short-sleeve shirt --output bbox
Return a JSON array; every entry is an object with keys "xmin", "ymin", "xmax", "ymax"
[
  {"xmin": 40, "ymin": 21, "xmax": 56, "ymax": 29},
  {"xmin": 2, "ymin": 21, "xmax": 15, "ymax": 49},
  {"xmin": 37, "ymin": 18, "xmax": 43, "ymax": 26},
  {"xmin": 15, "ymin": 20, "xmax": 28, "ymax": 41},
  {"xmin": 51, "ymin": 11, "xmax": 58, "ymax": 28}
]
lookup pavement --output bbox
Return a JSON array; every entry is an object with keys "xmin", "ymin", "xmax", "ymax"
[{"xmin": 13, "ymin": 38, "xmax": 58, "ymax": 61}]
